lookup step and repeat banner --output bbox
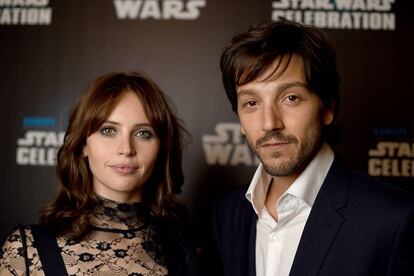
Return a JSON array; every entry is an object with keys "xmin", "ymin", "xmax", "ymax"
[{"xmin": 0, "ymin": 0, "xmax": 413, "ymax": 242}]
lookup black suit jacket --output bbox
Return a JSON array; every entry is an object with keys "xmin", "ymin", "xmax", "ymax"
[{"xmin": 212, "ymin": 157, "xmax": 414, "ymax": 276}]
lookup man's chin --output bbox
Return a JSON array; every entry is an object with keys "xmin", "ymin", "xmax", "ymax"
[{"xmin": 260, "ymin": 156, "xmax": 301, "ymax": 176}]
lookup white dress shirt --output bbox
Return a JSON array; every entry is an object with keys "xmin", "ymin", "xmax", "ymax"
[{"xmin": 245, "ymin": 143, "xmax": 334, "ymax": 276}]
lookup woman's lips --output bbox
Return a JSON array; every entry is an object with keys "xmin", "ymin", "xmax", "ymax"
[{"xmin": 109, "ymin": 164, "xmax": 138, "ymax": 175}]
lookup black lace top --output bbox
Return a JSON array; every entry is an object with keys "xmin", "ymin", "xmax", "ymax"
[{"xmin": 0, "ymin": 197, "xmax": 169, "ymax": 276}]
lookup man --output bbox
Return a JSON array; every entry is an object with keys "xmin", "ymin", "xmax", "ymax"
[{"xmin": 212, "ymin": 18, "xmax": 414, "ymax": 276}]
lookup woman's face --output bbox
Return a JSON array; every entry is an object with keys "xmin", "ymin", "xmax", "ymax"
[{"xmin": 83, "ymin": 91, "xmax": 160, "ymax": 203}]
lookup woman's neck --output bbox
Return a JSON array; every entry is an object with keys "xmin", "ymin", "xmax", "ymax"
[{"xmin": 90, "ymin": 195, "xmax": 149, "ymax": 230}]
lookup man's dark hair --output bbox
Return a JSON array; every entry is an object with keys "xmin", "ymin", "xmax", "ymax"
[{"xmin": 220, "ymin": 18, "xmax": 341, "ymax": 144}]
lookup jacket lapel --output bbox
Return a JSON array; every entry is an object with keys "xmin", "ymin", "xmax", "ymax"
[{"xmin": 289, "ymin": 158, "xmax": 350, "ymax": 276}]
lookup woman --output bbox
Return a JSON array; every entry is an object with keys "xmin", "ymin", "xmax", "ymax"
[{"xmin": 0, "ymin": 72, "xmax": 197, "ymax": 275}]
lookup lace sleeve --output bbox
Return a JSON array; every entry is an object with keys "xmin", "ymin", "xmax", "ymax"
[{"xmin": 0, "ymin": 227, "xmax": 29, "ymax": 276}]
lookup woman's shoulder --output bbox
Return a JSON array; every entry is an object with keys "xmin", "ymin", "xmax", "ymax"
[
  {"xmin": 1, "ymin": 225, "xmax": 34, "ymax": 256},
  {"xmin": 0, "ymin": 225, "xmax": 42, "ymax": 276}
]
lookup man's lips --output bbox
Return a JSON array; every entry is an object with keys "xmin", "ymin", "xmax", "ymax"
[
  {"xmin": 256, "ymin": 131, "xmax": 298, "ymax": 149},
  {"xmin": 260, "ymin": 141, "xmax": 291, "ymax": 148}
]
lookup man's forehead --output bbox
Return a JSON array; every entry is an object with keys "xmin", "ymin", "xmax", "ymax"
[{"xmin": 236, "ymin": 54, "xmax": 307, "ymax": 92}]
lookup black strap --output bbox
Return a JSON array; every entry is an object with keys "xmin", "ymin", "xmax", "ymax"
[
  {"xmin": 30, "ymin": 225, "xmax": 68, "ymax": 276},
  {"xmin": 15, "ymin": 224, "xmax": 30, "ymax": 276}
]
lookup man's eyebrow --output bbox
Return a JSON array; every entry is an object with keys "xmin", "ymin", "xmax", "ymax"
[
  {"xmin": 236, "ymin": 88, "xmax": 258, "ymax": 98},
  {"xmin": 237, "ymin": 81, "xmax": 309, "ymax": 98},
  {"xmin": 277, "ymin": 81, "xmax": 309, "ymax": 93}
]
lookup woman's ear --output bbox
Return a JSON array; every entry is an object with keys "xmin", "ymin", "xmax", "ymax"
[{"xmin": 82, "ymin": 145, "xmax": 88, "ymax": 158}]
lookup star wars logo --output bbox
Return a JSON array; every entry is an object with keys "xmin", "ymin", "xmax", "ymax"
[
  {"xmin": 272, "ymin": 0, "xmax": 395, "ymax": 30},
  {"xmin": 368, "ymin": 142, "xmax": 414, "ymax": 177},
  {"xmin": 16, "ymin": 130, "xmax": 65, "ymax": 166},
  {"xmin": 16, "ymin": 117, "xmax": 64, "ymax": 166},
  {"xmin": 114, "ymin": 0, "xmax": 206, "ymax": 20},
  {"xmin": 203, "ymin": 123, "xmax": 259, "ymax": 166},
  {"xmin": 0, "ymin": 0, "xmax": 52, "ymax": 25}
]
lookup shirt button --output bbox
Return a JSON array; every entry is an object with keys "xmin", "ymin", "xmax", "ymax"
[{"xmin": 271, "ymin": 233, "xmax": 280, "ymax": 240}]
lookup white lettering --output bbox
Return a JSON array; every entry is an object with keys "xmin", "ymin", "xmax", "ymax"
[
  {"xmin": 140, "ymin": 0, "xmax": 161, "ymax": 19},
  {"xmin": 16, "ymin": 147, "xmax": 57, "ymax": 166},
  {"xmin": 272, "ymin": 0, "xmax": 290, "ymax": 9},
  {"xmin": 368, "ymin": 158, "xmax": 381, "ymax": 176},
  {"xmin": 273, "ymin": 9, "xmax": 395, "ymax": 31},
  {"xmin": 0, "ymin": 0, "xmax": 48, "ymax": 6},
  {"xmin": 369, "ymin": 12, "xmax": 381, "ymax": 30},
  {"xmin": 114, "ymin": 0, "xmax": 206, "ymax": 20},
  {"xmin": 181, "ymin": 0, "xmax": 206, "ymax": 19},
  {"xmin": 314, "ymin": 11, "xmax": 326, "ymax": 27},
  {"xmin": 334, "ymin": 0, "xmax": 394, "ymax": 11},
  {"xmin": 382, "ymin": 12, "xmax": 394, "ymax": 30},
  {"xmin": 340, "ymin": 11, "xmax": 353, "ymax": 29},
  {"xmin": 113, "ymin": 0, "xmax": 142, "ymax": 19},
  {"xmin": 352, "ymin": 0, "xmax": 367, "ymax": 11},
  {"xmin": 203, "ymin": 143, "xmax": 259, "ymax": 166},
  {"xmin": 0, "ymin": 7, "xmax": 51, "ymax": 25},
  {"xmin": 335, "ymin": 0, "xmax": 353, "ymax": 10},
  {"xmin": 203, "ymin": 122, "xmax": 259, "ymax": 166},
  {"xmin": 163, "ymin": 0, "xmax": 182, "ymax": 19},
  {"xmin": 301, "ymin": 0, "xmax": 315, "ymax": 9},
  {"xmin": 203, "ymin": 144, "xmax": 233, "ymax": 165},
  {"xmin": 230, "ymin": 144, "xmax": 253, "ymax": 166},
  {"xmin": 17, "ymin": 131, "xmax": 64, "ymax": 147},
  {"xmin": 0, "ymin": 0, "xmax": 13, "ymax": 6},
  {"xmin": 26, "ymin": 0, "xmax": 48, "ymax": 6},
  {"xmin": 351, "ymin": 12, "xmax": 362, "ymax": 28},
  {"xmin": 327, "ymin": 11, "xmax": 340, "ymax": 28},
  {"xmin": 11, "ymin": 0, "xmax": 24, "ymax": 5},
  {"xmin": 368, "ymin": 142, "xmax": 414, "ymax": 177},
  {"xmin": 202, "ymin": 123, "xmax": 241, "ymax": 144},
  {"xmin": 316, "ymin": 0, "xmax": 334, "ymax": 9},
  {"xmin": 397, "ymin": 143, "xmax": 413, "ymax": 158}
]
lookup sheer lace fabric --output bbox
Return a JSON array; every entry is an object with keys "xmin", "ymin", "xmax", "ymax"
[{"xmin": 0, "ymin": 197, "xmax": 168, "ymax": 276}]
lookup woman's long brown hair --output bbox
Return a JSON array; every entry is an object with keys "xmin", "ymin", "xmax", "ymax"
[{"xmin": 39, "ymin": 72, "xmax": 188, "ymax": 240}]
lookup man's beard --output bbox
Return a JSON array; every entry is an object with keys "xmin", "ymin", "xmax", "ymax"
[{"xmin": 248, "ymin": 129, "xmax": 322, "ymax": 177}]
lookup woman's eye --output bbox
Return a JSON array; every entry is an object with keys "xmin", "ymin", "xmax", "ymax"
[
  {"xmin": 135, "ymin": 130, "xmax": 153, "ymax": 139},
  {"xmin": 100, "ymin": 127, "xmax": 116, "ymax": 136}
]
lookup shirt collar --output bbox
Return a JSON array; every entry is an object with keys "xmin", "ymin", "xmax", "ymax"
[{"xmin": 245, "ymin": 143, "xmax": 334, "ymax": 215}]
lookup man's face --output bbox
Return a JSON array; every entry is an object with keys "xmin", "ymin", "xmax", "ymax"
[{"xmin": 236, "ymin": 54, "xmax": 333, "ymax": 177}]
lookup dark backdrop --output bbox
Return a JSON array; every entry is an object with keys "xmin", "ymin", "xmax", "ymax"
[{"xmin": 1, "ymin": 0, "xmax": 413, "ymax": 245}]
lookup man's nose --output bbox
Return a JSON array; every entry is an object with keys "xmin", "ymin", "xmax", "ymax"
[{"xmin": 262, "ymin": 104, "xmax": 284, "ymax": 132}]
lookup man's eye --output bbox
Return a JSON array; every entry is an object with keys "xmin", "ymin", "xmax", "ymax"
[
  {"xmin": 285, "ymin": 95, "xmax": 300, "ymax": 104},
  {"xmin": 287, "ymin": 95, "xmax": 298, "ymax": 101},
  {"xmin": 246, "ymin": 100, "xmax": 257, "ymax": 107},
  {"xmin": 100, "ymin": 127, "xmax": 116, "ymax": 136}
]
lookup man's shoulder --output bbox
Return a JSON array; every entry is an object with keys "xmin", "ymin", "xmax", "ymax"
[
  {"xmin": 215, "ymin": 185, "xmax": 250, "ymax": 210},
  {"xmin": 213, "ymin": 184, "xmax": 255, "ymax": 223},
  {"xmin": 212, "ymin": 184, "xmax": 257, "ymax": 248},
  {"xmin": 350, "ymin": 169, "xmax": 414, "ymax": 207},
  {"xmin": 329, "ymin": 157, "xmax": 414, "ymax": 210}
]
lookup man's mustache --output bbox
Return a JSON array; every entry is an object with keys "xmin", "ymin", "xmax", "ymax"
[{"xmin": 256, "ymin": 131, "xmax": 298, "ymax": 148}]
